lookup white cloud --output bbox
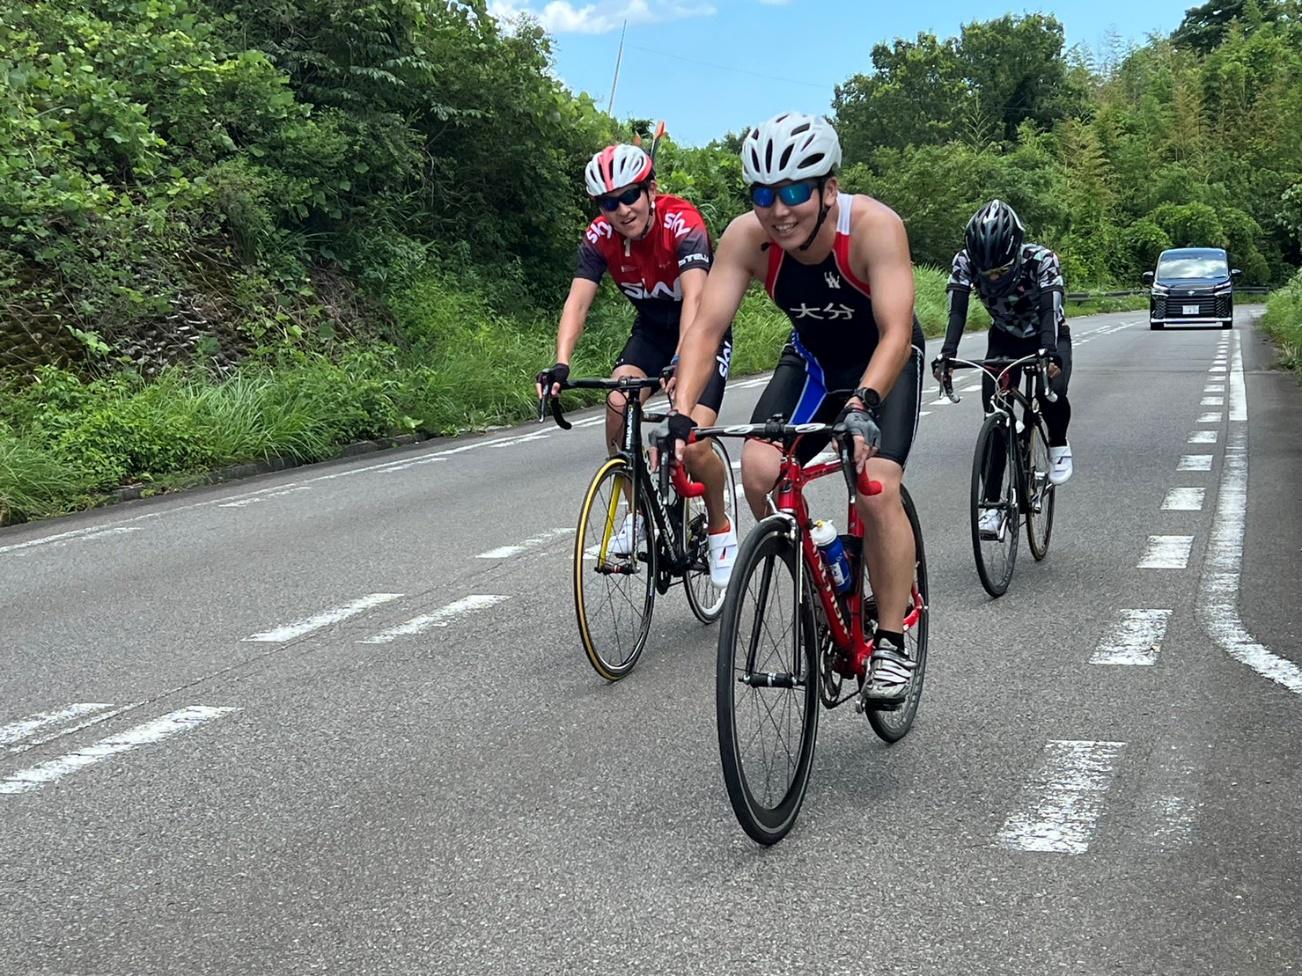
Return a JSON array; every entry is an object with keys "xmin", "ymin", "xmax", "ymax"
[
  {"xmin": 756, "ymin": 0, "xmax": 792, "ymax": 5},
  {"xmin": 488, "ymin": 0, "xmax": 715, "ymax": 35}
]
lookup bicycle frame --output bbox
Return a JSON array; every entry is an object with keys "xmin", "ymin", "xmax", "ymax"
[
  {"xmin": 939, "ymin": 354, "xmax": 1054, "ymax": 511},
  {"xmin": 543, "ymin": 377, "xmax": 699, "ymax": 577},
  {"xmin": 694, "ymin": 422, "xmax": 924, "ymax": 700}
]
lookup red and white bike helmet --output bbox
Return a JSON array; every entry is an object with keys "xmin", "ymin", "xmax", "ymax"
[{"xmin": 584, "ymin": 144, "xmax": 655, "ymax": 196}]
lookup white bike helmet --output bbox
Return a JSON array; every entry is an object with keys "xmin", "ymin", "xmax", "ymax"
[
  {"xmin": 584, "ymin": 144, "xmax": 655, "ymax": 196},
  {"xmin": 740, "ymin": 112, "xmax": 841, "ymax": 186}
]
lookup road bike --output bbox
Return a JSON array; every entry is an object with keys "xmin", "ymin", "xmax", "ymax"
[
  {"xmin": 935, "ymin": 354, "xmax": 1057, "ymax": 597},
  {"xmin": 542, "ymin": 377, "xmax": 737, "ymax": 680},
  {"xmin": 680, "ymin": 416, "xmax": 928, "ymax": 845}
]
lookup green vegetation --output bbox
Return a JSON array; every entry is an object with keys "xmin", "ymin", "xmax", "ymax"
[
  {"xmin": 2, "ymin": 0, "xmax": 1300, "ymax": 522},
  {"xmin": 1261, "ymin": 270, "xmax": 1302, "ymax": 371}
]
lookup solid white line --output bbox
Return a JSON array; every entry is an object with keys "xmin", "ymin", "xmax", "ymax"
[
  {"xmin": 1197, "ymin": 412, "xmax": 1221, "ymax": 424},
  {"xmin": 996, "ymin": 740, "xmax": 1125, "ymax": 854},
  {"xmin": 243, "ymin": 593, "xmax": 403, "ymax": 642},
  {"xmin": 1162, "ymin": 487, "xmax": 1205, "ymax": 511},
  {"xmin": 0, "ymin": 706, "xmax": 235, "ymax": 795},
  {"xmin": 359, "ymin": 595, "xmax": 509, "ymax": 644},
  {"xmin": 1138, "ymin": 535, "xmax": 1194, "ymax": 569},
  {"xmin": 1201, "ymin": 396, "xmax": 1224, "ymax": 406},
  {"xmin": 1179, "ymin": 455, "xmax": 1213, "ymax": 472},
  {"xmin": 0, "ymin": 526, "xmax": 143, "ymax": 555},
  {"xmin": 1197, "ymin": 333, "xmax": 1302, "ymax": 696},
  {"xmin": 477, "ymin": 527, "xmax": 574, "ymax": 560},
  {"xmin": 218, "ymin": 486, "xmax": 312, "ymax": 509},
  {"xmin": 1187, "ymin": 430, "xmax": 1218, "ymax": 444},
  {"xmin": 0, "ymin": 704, "xmax": 114, "ymax": 747},
  {"xmin": 1090, "ymin": 609, "xmax": 1172, "ymax": 665}
]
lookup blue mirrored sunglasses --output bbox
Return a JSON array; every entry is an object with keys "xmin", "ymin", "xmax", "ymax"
[
  {"xmin": 598, "ymin": 185, "xmax": 645, "ymax": 211},
  {"xmin": 749, "ymin": 180, "xmax": 818, "ymax": 208}
]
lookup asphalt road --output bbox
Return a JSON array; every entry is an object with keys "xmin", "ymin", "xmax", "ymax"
[{"xmin": 1, "ymin": 307, "xmax": 1298, "ymax": 976}]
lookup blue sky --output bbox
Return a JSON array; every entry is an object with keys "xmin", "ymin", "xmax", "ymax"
[{"xmin": 488, "ymin": 0, "xmax": 1198, "ymax": 146}]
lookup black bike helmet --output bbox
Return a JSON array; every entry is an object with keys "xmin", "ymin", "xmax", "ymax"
[{"xmin": 965, "ymin": 200, "xmax": 1025, "ymax": 295}]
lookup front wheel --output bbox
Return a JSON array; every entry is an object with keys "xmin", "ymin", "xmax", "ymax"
[
  {"xmin": 1024, "ymin": 419, "xmax": 1056, "ymax": 561},
  {"xmin": 573, "ymin": 457, "xmax": 657, "ymax": 681},
  {"xmin": 682, "ymin": 437, "xmax": 738, "ymax": 624},
  {"xmin": 716, "ymin": 515, "xmax": 820, "ymax": 846},
  {"xmin": 971, "ymin": 413, "xmax": 1018, "ymax": 597}
]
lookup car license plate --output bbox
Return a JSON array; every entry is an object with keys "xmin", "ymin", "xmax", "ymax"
[{"xmin": 1183, "ymin": 304, "xmax": 1200, "ymax": 315}]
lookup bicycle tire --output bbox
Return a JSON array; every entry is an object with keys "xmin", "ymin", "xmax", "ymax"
[
  {"xmin": 867, "ymin": 484, "xmax": 929, "ymax": 743},
  {"xmin": 683, "ymin": 437, "xmax": 738, "ymax": 624},
  {"xmin": 1024, "ymin": 417, "xmax": 1056, "ymax": 561},
  {"xmin": 971, "ymin": 413, "xmax": 1018, "ymax": 597},
  {"xmin": 573, "ymin": 457, "xmax": 657, "ymax": 681},
  {"xmin": 716, "ymin": 515, "xmax": 820, "ymax": 845}
]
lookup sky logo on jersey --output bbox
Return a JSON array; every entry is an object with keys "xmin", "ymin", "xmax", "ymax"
[
  {"xmin": 620, "ymin": 280, "xmax": 682, "ymax": 301},
  {"xmin": 585, "ymin": 221, "xmax": 614, "ymax": 245},
  {"xmin": 663, "ymin": 211, "xmax": 690, "ymax": 239}
]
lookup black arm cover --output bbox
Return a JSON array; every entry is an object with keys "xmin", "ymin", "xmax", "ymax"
[{"xmin": 940, "ymin": 287, "xmax": 970, "ymax": 358}]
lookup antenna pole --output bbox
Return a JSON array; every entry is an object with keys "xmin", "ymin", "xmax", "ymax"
[{"xmin": 607, "ymin": 19, "xmax": 627, "ymax": 116}]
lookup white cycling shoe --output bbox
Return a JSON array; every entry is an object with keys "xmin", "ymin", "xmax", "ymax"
[
  {"xmin": 707, "ymin": 521, "xmax": 737, "ymax": 589},
  {"xmin": 1049, "ymin": 443, "xmax": 1073, "ymax": 485}
]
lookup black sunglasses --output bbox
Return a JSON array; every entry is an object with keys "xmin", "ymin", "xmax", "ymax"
[{"xmin": 598, "ymin": 185, "xmax": 646, "ymax": 211}]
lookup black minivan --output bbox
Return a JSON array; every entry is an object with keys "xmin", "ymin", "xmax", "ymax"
[{"xmin": 1144, "ymin": 247, "xmax": 1241, "ymax": 330}]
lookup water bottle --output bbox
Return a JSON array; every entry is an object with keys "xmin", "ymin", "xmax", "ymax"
[{"xmin": 811, "ymin": 519, "xmax": 853, "ymax": 594}]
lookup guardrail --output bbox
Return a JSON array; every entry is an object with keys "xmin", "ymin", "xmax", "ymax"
[{"xmin": 1064, "ymin": 285, "xmax": 1271, "ymax": 300}]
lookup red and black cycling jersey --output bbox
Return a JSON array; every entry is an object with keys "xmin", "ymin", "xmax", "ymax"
[
  {"xmin": 575, "ymin": 194, "xmax": 713, "ymax": 337},
  {"xmin": 764, "ymin": 192, "xmax": 924, "ymax": 389}
]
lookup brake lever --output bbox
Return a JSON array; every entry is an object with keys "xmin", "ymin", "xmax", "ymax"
[{"xmin": 549, "ymin": 396, "xmax": 572, "ymax": 430}]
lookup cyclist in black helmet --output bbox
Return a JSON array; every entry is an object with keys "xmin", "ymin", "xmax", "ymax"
[{"xmin": 934, "ymin": 200, "xmax": 1074, "ymax": 529}]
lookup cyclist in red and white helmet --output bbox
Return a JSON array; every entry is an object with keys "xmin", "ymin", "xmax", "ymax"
[
  {"xmin": 665, "ymin": 113, "xmax": 926, "ymax": 702},
  {"xmin": 536, "ymin": 143, "xmax": 738, "ymax": 588}
]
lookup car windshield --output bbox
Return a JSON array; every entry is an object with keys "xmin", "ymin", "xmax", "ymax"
[{"xmin": 1157, "ymin": 253, "xmax": 1228, "ymax": 279}]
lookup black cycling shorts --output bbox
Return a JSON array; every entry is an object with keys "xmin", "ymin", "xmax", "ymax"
[
  {"xmin": 750, "ymin": 342, "xmax": 925, "ymax": 466},
  {"xmin": 614, "ymin": 323, "xmax": 731, "ymax": 413}
]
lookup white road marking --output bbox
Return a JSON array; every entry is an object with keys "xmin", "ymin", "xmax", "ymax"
[
  {"xmin": 9, "ymin": 701, "xmax": 145, "ymax": 755},
  {"xmin": 996, "ymin": 740, "xmax": 1125, "ymax": 854},
  {"xmin": 1090, "ymin": 609, "xmax": 1172, "ymax": 665},
  {"xmin": 1162, "ymin": 487, "xmax": 1205, "ymax": 511},
  {"xmin": 731, "ymin": 459, "xmax": 742, "ymax": 470},
  {"xmin": 1209, "ymin": 367, "xmax": 1227, "ymax": 373},
  {"xmin": 1187, "ymin": 430, "xmax": 1218, "ymax": 444},
  {"xmin": 1179, "ymin": 455, "xmax": 1213, "ymax": 472},
  {"xmin": 1138, "ymin": 535, "xmax": 1194, "ymax": 569},
  {"xmin": 243, "ymin": 593, "xmax": 403, "ymax": 643},
  {"xmin": 1197, "ymin": 333, "xmax": 1302, "ymax": 697},
  {"xmin": 0, "ymin": 704, "xmax": 114, "ymax": 747},
  {"xmin": 359, "ymin": 595, "xmax": 509, "ymax": 644},
  {"xmin": 477, "ymin": 527, "xmax": 574, "ymax": 560},
  {"xmin": 1204, "ymin": 383, "xmax": 1225, "ymax": 394},
  {"xmin": 218, "ymin": 486, "xmax": 312, "ymax": 509},
  {"xmin": 919, "ymin": 411, "xmax": 932, "ymax": 418},
  {"xmin": 1196, "ymin": 412, "xmax": 1221, "ymax": 424},
  {"xmin": 0, "ymin": 706, "xmax": 235, "ymax": 796},
  {"xmin": 1201, "ymin": 396, "xmax": 1224, "ymax": 406},
  {"xmin": 0, "ymin": 526, "xmax": 143, "ymax": 555}
]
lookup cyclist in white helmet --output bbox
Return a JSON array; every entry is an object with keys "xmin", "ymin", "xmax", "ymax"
[
  {"xmin": 663, "ymin": 112, "xmax": 926, "ymax": 703},
  {"xmin": 537, "ymin": 143, "xmax": 738, "ymax": 587}
]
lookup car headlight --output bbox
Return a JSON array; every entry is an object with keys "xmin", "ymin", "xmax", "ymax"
[
  {"xmin": 1213, "ymin": 283, "xmax": 1232, "ymax": 294},
  {"xmin": 1151, "ymin": 284, "xmax": 1169, "ymax": 295}
]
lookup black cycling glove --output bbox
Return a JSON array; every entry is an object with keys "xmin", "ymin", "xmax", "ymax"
[
  {"xmin": 836, "ymin": 401, "xmax": 881, "ymax": 450},
  {"xmin": 536, "ymin": 362, "xmax": 570, "ymax": 396}
]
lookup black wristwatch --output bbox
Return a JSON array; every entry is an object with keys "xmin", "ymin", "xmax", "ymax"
[{"xmin": 852, "ymin": 387, "xmax": 881, "ymax": 411}]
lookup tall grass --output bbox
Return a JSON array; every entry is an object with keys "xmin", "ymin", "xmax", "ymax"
[
  {"xmin": 1261, "ymin": 270, "xmax": 1302, "ymax": 372},
  {"xmin": 0, "ymin": 265, "xmax": 1038, "ymax": 523}
]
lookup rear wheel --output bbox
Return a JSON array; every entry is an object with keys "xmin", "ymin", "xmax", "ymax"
[
  {"xmin": 971, "ymin": 413, "xmax": 1018, "ymax": 597},
  {"xmin": 866, "ymin": 485, "xmax": 929, "ymax": 743},
  {"xmin": 1024, "ymin": 418, "xmax": 1056, "ymax": 561},
  {"xmin": 716, "ymin": 515, "xmax": 820, "ymax": 846},
  {"xmin": 683, "ymin": 437, "xmax": 737, "ymax": 624},
  {"xmin": 573, "ymin": 457, "xmax": 657, "ymax": 681}
]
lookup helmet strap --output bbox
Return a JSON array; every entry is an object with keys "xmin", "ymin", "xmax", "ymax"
[{"xmin": 797, "ymin": 179, "xmax": 830, "ymax": 252}]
